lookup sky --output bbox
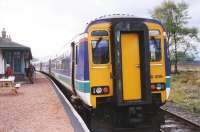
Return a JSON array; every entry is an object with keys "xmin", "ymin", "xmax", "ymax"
[{"xmin": 0, "ymin": 0, "xmax": 200, "ymax": 58}]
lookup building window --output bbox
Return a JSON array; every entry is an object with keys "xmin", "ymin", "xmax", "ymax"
[{"xmin": 4, "ymin": 51, "xmax": 22, "ymax": 73}]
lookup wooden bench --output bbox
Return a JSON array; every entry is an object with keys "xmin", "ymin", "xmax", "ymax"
[{"xmin": 0, "ymin": 76, "xmax": 17, "ymax": 95}]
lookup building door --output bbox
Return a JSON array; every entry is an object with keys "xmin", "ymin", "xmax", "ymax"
[
  {"xmin": 13, "ymin": 51, "xmax": 21, "ymax": 73},
  {"xmin": 121, "ymin": 33, "xmax": 141, "ymax": 101},
  {"xmin": 4, "ymin": 51, "xmax": 12, "ymax": 71}
]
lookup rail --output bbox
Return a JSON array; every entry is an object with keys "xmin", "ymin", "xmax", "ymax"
[{"xmin": 160, "ymin": 107, "xmax": 200, "ymax": 128}]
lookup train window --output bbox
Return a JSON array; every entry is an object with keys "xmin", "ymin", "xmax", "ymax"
[
  {"xmin": 91, "ymin": 30, "xmax": 108, "ymax": 36},
  {"xmin": 91, "ymin": 39, "xmax": 109, "ymax": 64},
  {"xmin": 75, "ymin": 45, "xmax": 78, "ymax": 65},
  {"xmin": 149, "ymin": 38, "xmax": 161, "ymax": 61}
]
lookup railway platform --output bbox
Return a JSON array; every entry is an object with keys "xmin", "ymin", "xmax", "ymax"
[{"xmin": 0, "ymin": 73, "xmax": 74, "ymax": 132}]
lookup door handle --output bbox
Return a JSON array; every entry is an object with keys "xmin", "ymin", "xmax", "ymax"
[
  {"xmin": 110, "ymin": 72, "xmax": 113, "ymax": 79},
  {"xmin": 136, "ymin": 64, "xmax": 140, "ymax": 68}
]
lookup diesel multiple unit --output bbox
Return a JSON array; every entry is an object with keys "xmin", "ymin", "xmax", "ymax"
[{"xmin": 38, "ymin": 16, "xmax": 171, "ymax": 125}]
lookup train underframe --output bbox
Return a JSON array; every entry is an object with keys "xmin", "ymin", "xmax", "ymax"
[
  {"xmin": 75, "ymin": 94, "xmax": 164, "ymax": 131},
  {"xmin": 47, "ymin": 72, "xmax": 165, "ymax": 131}
]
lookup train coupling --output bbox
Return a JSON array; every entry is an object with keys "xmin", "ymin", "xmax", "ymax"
[{"xmin": 129, "ymin": 106, "xmax": 144, "ymax": 124}]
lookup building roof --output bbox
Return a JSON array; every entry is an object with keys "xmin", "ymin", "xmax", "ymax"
[
  {"xmin": 0, "ymin": 39, "xmax": 32, "ymax": 59},
  {"xmin": 0, "ymin": 39, "xmax": 30, "ymax": 50},
  {"xmin": 0, "ymin": 28, "xmax": 32, "ymax": 59}
]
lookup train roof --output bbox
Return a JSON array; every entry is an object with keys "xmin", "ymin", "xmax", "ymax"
[{"xmin": 84, "ymin": 14, "xmax": 163, "ymax": 32}]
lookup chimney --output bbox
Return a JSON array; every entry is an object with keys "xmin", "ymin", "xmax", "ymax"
[
  {"xmin": 8, "ymin": 35, "xmax": 12, "ymax": 41},
  {"xmin": 2, "ymin": 28, "xmax": 6, "ymax": 39}
]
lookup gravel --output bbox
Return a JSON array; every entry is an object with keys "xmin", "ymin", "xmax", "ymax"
[{"xmin": 0, "ymin": 73, "xmax": 74, "ymax": 132}]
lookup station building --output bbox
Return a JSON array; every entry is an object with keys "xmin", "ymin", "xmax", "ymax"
[{"xmin": 0, "ymin": 28, "xmax": 32, "ymax": 81}]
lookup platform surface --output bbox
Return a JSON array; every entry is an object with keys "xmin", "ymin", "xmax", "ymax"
[{"xmin": 0, "ymin": 73, "xmax": 74, "ymax": 132}]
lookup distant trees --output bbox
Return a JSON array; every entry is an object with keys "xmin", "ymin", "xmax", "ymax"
[
  {"xmin": 171, "ymin": 51, "xmax": 195, "ymax": 64},
  {"xmin": 151, "ymin": 0, "xmax": 199, "ymax": 73}
]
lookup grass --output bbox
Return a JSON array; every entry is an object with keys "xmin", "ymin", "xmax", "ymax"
[{"xmin": 169, "ymin": 70, "xmax": 200, "ymax": 114}]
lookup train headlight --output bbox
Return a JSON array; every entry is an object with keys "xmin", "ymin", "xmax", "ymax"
[
  {"xmin": 156, "ymin": 84, "xmax": 162, "ymax": 90},
  {"xmin": 92, "ymin": 86, "xmax": 109, "ymax": 95},
  {"xmin": 96, "ymin": 87, "xmax": 102, "ymax": 94}
]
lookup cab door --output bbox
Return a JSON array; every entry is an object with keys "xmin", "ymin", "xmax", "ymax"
[{"xmin": 88, "ymin": 23, "xmax": 113, "ymax": 108}]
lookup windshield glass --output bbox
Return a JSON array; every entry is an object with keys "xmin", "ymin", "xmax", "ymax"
[
  {"xmin": 91, "ymin": 39, "xmax": 109, "ymax": 64},
  {"xmin": 149, "ymin": 38, "xmax": 161, "ymax": 61}
]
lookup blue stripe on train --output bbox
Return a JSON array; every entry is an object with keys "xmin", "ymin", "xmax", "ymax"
[
  {"xmin": 164, "ymin": 39, "xmax": 171, "ymax": 76},
  {"xmin": 54, "ymin": 72, "xmax": 90, "ymax": 93},
  {"xmin": 75, "ymin": 80, "xmax": 90, "ymax": 93},
  {"xmin": 166, "ymin": 76, "xmax": 171, "ymax": 88},
  {"xmin": 164, "ymin": 39, "xmax": 171, "ymax": 90}
]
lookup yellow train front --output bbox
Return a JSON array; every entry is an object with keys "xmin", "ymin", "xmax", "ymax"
[
  {"xmin": 40, "ymin": 16, "xmax": 171, "ymax": 126},
  {"xmin": 84, "ymin": 16, "xmax": 171, "ymax": 123}
]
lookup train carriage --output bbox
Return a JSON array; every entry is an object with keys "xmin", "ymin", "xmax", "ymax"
[{"xmin": 39, "ymin": 15, "xmax": 171, "ymax": 125}]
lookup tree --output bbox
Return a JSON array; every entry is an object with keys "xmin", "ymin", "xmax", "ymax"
[
  {"xmin": 170, "ymin": 51, "xmax": 195, "ymax": 64},
  {"xmin": 151, "ymin": 1, "xmax": 199, "ymax": 73}
]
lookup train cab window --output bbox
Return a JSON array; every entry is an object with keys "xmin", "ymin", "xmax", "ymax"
[
  {"xmin": 91, "ymin": 39, "xmax": 109, "ymax": 64},
  {"xmin": 149, "ymin": 38, "xmax": 161, "ymax": 61},
  {"xmin": 91, "ymin": 30, "xmax": 108, "ymax": 36}
]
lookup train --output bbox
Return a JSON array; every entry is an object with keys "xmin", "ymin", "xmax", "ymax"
[{"xmin": 36, "ymin": 15, "xmax": 171, "ymax": 126}]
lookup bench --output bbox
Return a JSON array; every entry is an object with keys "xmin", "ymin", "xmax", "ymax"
[{"xmin": 0, "ymin": 76, "xmax": 17, "ymax": 95}]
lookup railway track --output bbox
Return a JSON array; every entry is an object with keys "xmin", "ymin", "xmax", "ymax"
[
  {"xmin": 46, "ymin": 73, "xmax": 200, "ymax": 132},
  {"xmin": 160, "ymin": 108, "xmax": 200, "ymax": 132}
]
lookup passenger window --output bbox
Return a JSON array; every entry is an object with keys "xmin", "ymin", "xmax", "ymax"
[
  {"xmin": 149, "ymin": 38, "xmax": 161, "ymax": 61},
  {"xmin": 91, "ymin": 39, "xmax": 109, "ymax": 64},
  {"xmin": 75, "ymin": 45, "xmax": 78, "ymax": 65}
]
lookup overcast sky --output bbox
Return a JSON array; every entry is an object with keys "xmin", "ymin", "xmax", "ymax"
[{"xmin": 0, "ymin": 0, "xmax": 200, "ymax": 58}]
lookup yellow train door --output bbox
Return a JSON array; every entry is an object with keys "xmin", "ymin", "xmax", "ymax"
[{"xmin": 121, "ymin": 33, "xmax": 141, "ymax": 101}]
